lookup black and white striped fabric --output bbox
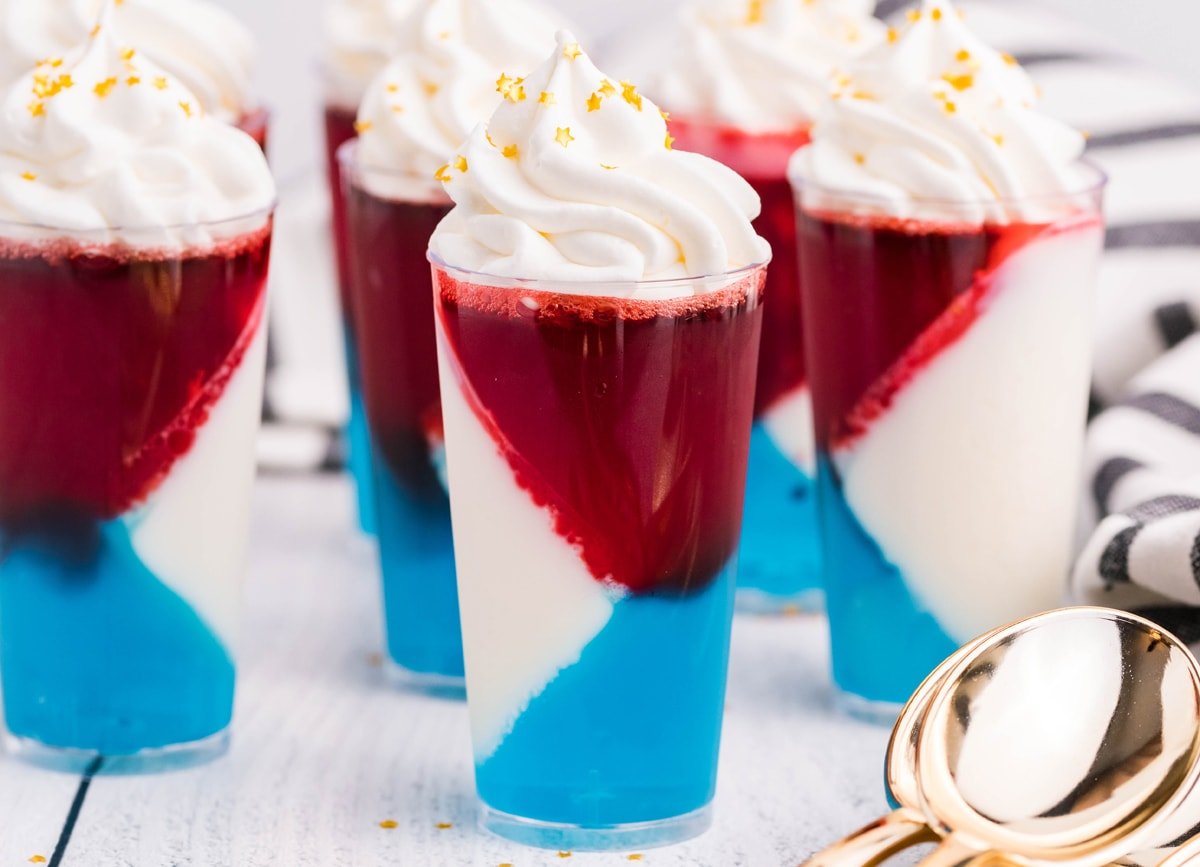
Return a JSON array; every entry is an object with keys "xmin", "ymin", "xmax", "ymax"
[{"xmin": 261, "ymin": 0, "xmax": 1200, "ymax": 617}]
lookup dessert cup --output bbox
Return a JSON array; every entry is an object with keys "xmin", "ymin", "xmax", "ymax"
[
  {"xmin": 794, "ymin": 170, "xmax": 1107, "ymax": 718},
  {"xmin": 324, "ymin": 100, "xmax": 376, "ymax": 535},
  {"xmin": 237, "ymin": 106, "xmax": 271, "ymax": 154},
  {"xmin": 668, "ymin": 117, "xmax": 818, "ymax": 615},
  {"xmin": 0, "ymin": 207, "xmax": 274, "ymax": 773},
  {"xmin": 433, "ymin": 258, "xmax": 767, "ymax": 850},
  {"xmin": 339, "ymin": 143, "xmax": 462, "ymax": 691}
]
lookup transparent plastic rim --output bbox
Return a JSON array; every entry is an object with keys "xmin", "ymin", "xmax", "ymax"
[
  {"xmin": 791, "ymin": 158, "xmax": 1108, "ymax": 213},
  {"xmin": 428, "ymin": 252, "xmax": 772, "ymax": 296},
  {"xmin": 337, "ymin": 140, "xmax": 450, "ymax": 206},
  {"xmin": 0, "ymin": 202, "xmax": 277, "ymax": 242}
]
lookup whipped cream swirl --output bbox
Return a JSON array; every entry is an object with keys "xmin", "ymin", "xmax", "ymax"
[
  {"xmin": 791, "ymin": 0, "xmax": 1090, "ymax": 222},
  {"xmin": 355, "ymin": 0, "xmax": 562, "ymax": 200},
  {"xmin": 0, "ymin": 0, "xmax": 256, "ymax": 124},
  {"xmin": 656, "ymin": 0, "xmax": 884, "ymax": 134},
  {"xmin": 322, "ymin": 0, "xmax": 415, "ymax": 110},
  {"xmin": 429, "ymin": 33, "xmax": 770, "ymax": 289},
  {"xmin": 0, "ymin": 10, "xmax": 275, "ymax": 244}
]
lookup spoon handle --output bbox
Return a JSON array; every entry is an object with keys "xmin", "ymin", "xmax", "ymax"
[
  {"xmin": 1158, "ymin": 835, "xmax": 1200, "ymax": 867},
  {"xmin": 801, "ymin": 808, "xmax": 936, "ymax": 867}
]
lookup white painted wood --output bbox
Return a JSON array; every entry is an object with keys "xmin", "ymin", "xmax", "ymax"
[{"xmin": 0, "ymin": 476, "xmax": 893, "ymax": 867}]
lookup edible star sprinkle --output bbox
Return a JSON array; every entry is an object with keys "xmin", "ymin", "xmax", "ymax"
[
  {"xmin": 562, "ymin": 42, "xmax": 583, "ymax": 60},
  {"xmin": 620, "ymin": 81, "xmax": 643, "ymax": 111},
  {"xmin": 586, "ymin": 92, "xmax": 603, "ymax": 112},
  {"xmin": 453, "ymin": 155, "xmax": 468, "ymax": 173},
  {"xmin": 664, "ymin": 133, "xmax": 675, "ymax": 150},
  {"xmin": 434, "ymin": 164, "xmax": 453, "ymax": 182},
  {"xmin": 502, "ymin": 144, "xmax": 519, "ymax": 159},
  {"xmin": 539, "ymin": 91, "xmax": 556, "ymax": 105},
  {"xmin": 555, "ymin": 127, "xmax": 575, "ymax": 147},
  {"xmin": 93, "ymin": 76, "xmax": 118, "ymax": 98}
]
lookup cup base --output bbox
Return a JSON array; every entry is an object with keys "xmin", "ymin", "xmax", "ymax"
[
  {"xmin": 479, "ymin": 802, "xmax": 713, "ymax": 852},
  {"xmin": 383, "ymin": 658, "xmax": 466, "ymax": 701},
  {"xmin": 4, "ymin": 728, "xmax": 230, "ymax": 776},
  {"xmin": 735, "ymin": 587, "xmax": 824, "ymax": 616},
  {"xmin": 833, "ymin": 689, "xmax": 903, "ymax": 726}
]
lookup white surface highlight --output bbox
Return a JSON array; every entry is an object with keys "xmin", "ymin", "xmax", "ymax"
[
  {"xmin": 839, "ymin": 224, "xmax": 1103, "ymax": 642},
  {"xmin": 130, "ymin": 314, "xmax": 268, "ymax": 652},
  {"xmin": 761, "ymin": 384, "xmax": 815, "ymax": 475},
  {"xmin": 435, "ymin": 314, "xmax": 615, "ymax": 760}
]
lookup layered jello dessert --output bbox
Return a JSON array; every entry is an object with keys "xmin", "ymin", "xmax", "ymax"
[
  {"xmin": 791, "ymin": 0, "xmax": 1106, "ymax": 713},
  {"xmin": 430, "ymin": 34, "xmax": 770, "ymax": 850},
  {"xmin": 655, "ymin": 0, "xmax": 883, "ymax": 612},
  {"xmin": 0, "ymin": 9, "xmax": 276, "ymax": 771},
  {"xmin": 0, "ymin": 0, "xmax": 267, "ymax": 148},
  {"xmin": 338, "ymin": 0, "xmax": 559, "ymax": 690}
]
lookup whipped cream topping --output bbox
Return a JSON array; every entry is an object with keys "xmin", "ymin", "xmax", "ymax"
[
  {"xmin": 790, "ymin": 0, "xmax": 1090, "ymax": 222},
  {"xmin": 0, "ymin": 10, "xmax": 275, "ymax": 244},
  {"xmin": 429, "ymin": 33, "xmax": 770, "ymax": 289},
  {"xmin": 655, "ymin": 0, "xmax": 884, "ymax": 135},
  {"xmin": 354, "ymin": 0, "xmax": 562, "ymax": 200},
  {"xmin": 322, "ymin": 0, "xmax": 415, "ymax": 110},
  {"xmin": 0, "ymin": 0, "xmax": 256, "ymax": 124}
]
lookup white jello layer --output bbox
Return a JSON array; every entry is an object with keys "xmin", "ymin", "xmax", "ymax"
[
  {"xmin": 838, "ymin": 222, "xmax": 1104, "ymax": 642},
  {"xmin": 129, "ymin": 313, "xmax": 268, "ymax": 653},
  {"xmin": 761, "ymin": 383, "xmax": 815, "ymax": 475},
  {"xmin": 435, "ymin": 311, "xmax": 617, "ymax": 760}
]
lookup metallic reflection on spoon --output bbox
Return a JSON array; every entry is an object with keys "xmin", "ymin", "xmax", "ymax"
[{"xmin": 915, "ymin": 608, "xmax": 1200, "ymax": 867}]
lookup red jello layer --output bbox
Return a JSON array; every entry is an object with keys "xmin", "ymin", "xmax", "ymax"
[
  {"xmin": 435, "ymin": 268, "xmax": 765, "ymax": 596},
  {"xmin": 345, "ymin": 185, "xmax": 453, "ymax": 495},
  {"xmin": 797, "ymin": 209, "xmax": 1052, "ymax": 452},
  {"xmin": 669, "ymin": 119, "xmax": 812, "ymax": 417},
  {"xmin": 238, "ymin": 107, "xmax": 271, "ymax": 154},
  {"xmin": 0, "ymin": 227, "xmax": 272, "ymax": 522},
  {"xmin": 324, "ymin": 105, "xmax": 359, "ymax": 305}
]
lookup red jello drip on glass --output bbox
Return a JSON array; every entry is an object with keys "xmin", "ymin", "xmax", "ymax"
[
  {"xmin": 436, "ymin": 269, "xmax": 765, "ymax": 595},
  {"xmin": 797, "ymin": 210, "xmax": 1048, "ymax": 451},
  {"xmin": 345, "ymin": 186, "xmax": 452, "ymax": 495},
  {"xmin": 0, "ymin": 230, "xmax": 272, "ymax": 522},
  {"xmin": 667, "ymin": 119, "xmax": 810, "ymax": 417}
]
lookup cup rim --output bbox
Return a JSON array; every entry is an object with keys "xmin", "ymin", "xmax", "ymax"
[
  {"xmin": 0, "ymin": 202, "xmax": 278, "ymax": 240},
  {"xmin": 337, "ymin": 139, "xmax": 451, "ymax": 205},
  {"xmin": 790, "ymin": 157, "xmax": 1109, "ymax": 212},
  {"xmin": 428, "ymin": 251, "xmax": 773, "ymax": 295}
]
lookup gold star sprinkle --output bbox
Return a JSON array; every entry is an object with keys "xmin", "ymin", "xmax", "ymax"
[
  {"xmin": 539, "ymin": 91, "xmax": 556, "ymax": 105},
  {"xmin": 956, "ymin": 49, "xmax": 971, "ymax": 62},
  {"xmin": 931, "ymin": 7, "xmax": 943, "ymax": 20},
  {"xmin": 620, "ymin": 81, "xmax": 643, "ymax": 111},
  {"xmin": 438, "ymin": 30, "xmax": 450, "ymax": 40},
  {"xmin": 29, "ymin": 857, "xmax": 47, "ymax": 864},
  {"xmin": 887, "ymin": 26, "xmax": 899, "ymax": 43},
  {"xmin": 27, "ymin": 101, "xmax": 44, "ymax": 117},
  {"xmin": 557, "ymin": 854, "xmax": 573, "ymax": 860},
  {"xmin": 179, "ymin": 100, "xmax": 194, "ymax": 117},
  {"xmin": 496, "ymin": 73, "xmax": 513, "ymax": 94},
  {"xmin": 423, "ymin": 80, "xmax": 439, "ymax": 96},
  {"xmin": 435, "ymin": 164, "xmax": 453, "ymax": 182},
  {"xmin": 600, "ymin": 163, "xmax": 617, "ymax": 170},
  {"xmin": 854, "ymin": 152, "xmax": 865, "ymax": 165},
  {"xmin": 563, "ymin": 42, "xmax": 583, "ymax": 61},
  {"xmin": 628, "ymin": 857, "xmax": 645, "ymax": 862},
  {"xmin": 120, "ymin": 47, "xmax": 135, "ymax": 61},
  {"xmin": 386, "ymin": 83, "xmax": 399, "ymax": 93},
  {"xmin": 126, "ymin": 76, "xmax": 140, "ymax": 86},
  {"xmin": 555, "ymin": 126, "xmax": 575, "ymax": 147},
  {"xmin": 664, "ymin": 133, "xmax": 675, "ymax": 150},
  {"xmin": 992, "ymin": 132, "xmax": 1005, "ymax": 146},
  {"xmin": 586, "ymin": 92, "xmax": 603, "ymax": 112},
  {"xmin": 93, "ymin": 77, "xmax": 118, "ymax": 98},
  {"xmin": 943, "ymin": 100, "xmax": 957, "ymax": 114},
  {"xmin": 20, "ymin": 171, "xmax": 36, "ymax": 181},
  {"xmin": 50, "ymin": 58, "xmax": 63, "ymax": 68},
  {"xmin": 379, "ymin": 820, "xmax": 398, "ymax": 830},
  {"xmin": 502, "ymin": 144, "xmax": 519, "ymax": 159},
  {"xmin": 660, "ymin": 108, "xmax": 670, "ymax": 121},
  {"xmin": 485, "ymin": 130, "xmax": 497, "ymax": 147},
  {"xmin": 354, "ymin": 120, "xmax": 372, "ymax": 133},
  {"xmin": 744, "ymin": 0, "xmax": 765, "ymax": 25},
  {"xmin": 942, "ymin": 73, "xmax": 973, "ymax": 91},
  {"xmin": 90, "ymin": 23, "xmax": 101, "ymax": 37},
  {"xmin": 391, "ymin": 104, "xmax": 404, "ymax": 113},
  {"xmin": 436, "ymin": 822, "xmax": 453, "ymax": 830},
  {"xmin": 599, "ymin": 79, "xmax": 617, "ymax": 97},
  {"xmin": 453, "ymin": 155, "xmax": 468, "ymax": 173},
  {"xmin": 153, "ymin": 76, "xmax": 168, "ymax": 90},
  {"xmin": 1001, "ymin": 52, "xmax": 1018, "ymax": 66}
]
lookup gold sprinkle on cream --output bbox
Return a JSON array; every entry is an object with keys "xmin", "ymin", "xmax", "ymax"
[
  {"xmin": 20, "ymin": 171, "xmax": 36, "ymax": 181},
  {"xmin": 744, "ymin": 0, "xmax": 765, "ymax": 25},
  {"xmin": 557, "ymin": 854, "xmax": 573, "ymax": 860},
  {"xmin": 179, "ymin": 100, "xmax": 194, "ymax": 117},
  {"xmin": 620, "ymin": 81, "xmax": 643, "ymax": 111},
  {"xmin": 438, "ymin": 30, "xmax": 450, "ymax": 40},
  {"xmin": 502, "ymin": 144, "xmax": 519, "ymax": 159},
  {"xmin": 601, "ymin": 163, "xmax": 617, "ymax": 170},
  {"xmin": 485, "ymin": 131, "xmax": 497, "ymax": 147},
  {"xmin": 628, "ymin": 856, "xmax": 645, "ymax": 862},
  {"xmin": 379, "ymin": 820, "xmax": 398, "ymax": 830},
  {"xmin": 27, "ymin": 101, "xmax": 44, "ymax": 117},
  {"xmin": 90, "ymin": 23, "xmax": 101, "ymax": 37},
  {"xmin": 153, "ymin": 76, "xmax": 168, "ymax": 90},
  {"xmin": 386, "ymin": 83, "xmax": 399, "ymax": 93},
  {"xmin": 599, "ymin": 79, "xmax": 616, "ymax": 97},
  {"xmin": 93, "ymin": 77, "xmax": 118, "ymax": 98},
  {"xmin": 586, "ymin": 92, "xmax": 603, "ymax": 112},
  {"xmin": 391, "ymin": 104, "xmax": 404, "ymax": 113},
  {"xmin": 660, "ymin": 108, "xmax": 670, "ymax": 121},
  {"xmin": 120, "ymin": 47, "xmax": 135, "ymax": 61},
  {"xmin": 854, "ymin": 153, "xmax": 865, "ymax": 165},
  {"xmin": 555, "ymin": 126, "xmax": 575, "ymax": 148},
  {"xmin": 29, "ymin": 857, "xmax": 47, "ymax": 864},
  {"xmin": 1001, "ymin": 52, "xmax": 1018, "ymax": 66},
  {"xmin": 435, "ymin": 164, "xmax": 453, "ymax": 182},
  {"xmin": 942, "ymin": 73, "xmax": 973, "ymax": 91},
  {"xmin": 906, "ymin": 9, "xmax": 920, "ymax": 22},
  {"xmin": 887, "ymin": 27, "xmax": 899, "ymax": 43},
  {"xmin": 991, "ymin": 132, "xmax": 1005, "ymax": 146},
  {"xmin": 943, "ymin": 100, "xmax": 957, "ymax": 114},
  {"xmin": 50, "ymin": 58, "xmax": 63, "ymax": 68},
  {"xmin": 563, "ymin": 42, "xmax": 583, "ymax": 61},
  {"xmin": 956, "ymin": 49, "xmax": 971, "ymax": 62},
  {"xmin": 664, "ymin": 133, "xmax": 675, "ymax": 150},
  {"xmin": 931, "ymin": 7, "xmax": 943, "ymax": 20},
  {"xmin": 453, "ymin": 155, "xmax": 468, "ymax": 173},
  {"xmin": 354, "ymin": 120, "xmax": 372, "ymax": 133},
  {"xmin": 126, "ymin": 76, "xmax": 140, "ymax": 86},
  {"xmin": 496, "ymin": 73, "xmax": 513, "ymax": 93},
  {"xmin": 436, "ymin": 822, "xmax": 453, "ymax": 830},
  {"xmin": 539, "ymin": 91, "xmax": 556, "ymax": 105},
  {"xmin": 423, "ymin": 81, "xmax": 439, "ymax": 96}
]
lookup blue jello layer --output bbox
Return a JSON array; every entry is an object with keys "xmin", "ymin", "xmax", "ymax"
[
  {"xmin": 816, "ymin": 456, "xmax": 957, "ymax": 706},
  {"xmin": 738, "ymin": 423, "xmax": 822, "ymax": 604},
  {"xmin": 476, "ymin": 570, "xmax": 735, "ymax": 829},
  {"xmin": 372, "ymin": 451, "xmax": 464, "ymax": 680},
  {"xmin": 0, "ymin": 517, "xmax": 234, "ymax": 755},
  {"xmin": 343, "ymin": 330, "xmax": 378, "ymax": 536}
]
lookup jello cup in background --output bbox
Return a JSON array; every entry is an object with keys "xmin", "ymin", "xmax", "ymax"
[
  {"xmin": 791, "ymin": 0, "xmax": 1107, "ymax": 717},
  {"xmin": 0, "ymin": 13, "xmax": 276, "ymax": 772},
  {"xmin": 652, "ymin": 0, "xmax": 884, "ymax": 613},
  {"xmin": 331, "ymin": 0, "xmax": 562, "ymax": 690},
  {"xmin": 430, "ymin": 34, "xmax": 770, "ymax": 850}
]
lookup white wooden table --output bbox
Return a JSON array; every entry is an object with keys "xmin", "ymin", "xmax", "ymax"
[{"xmin": 0, "ymin": 475, "xmax": 893, "ymax": 867}]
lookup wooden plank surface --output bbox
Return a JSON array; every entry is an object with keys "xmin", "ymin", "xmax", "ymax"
[{"xmin": 0, "ymin": 476, "xmax": 891, "ymax": 866}]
